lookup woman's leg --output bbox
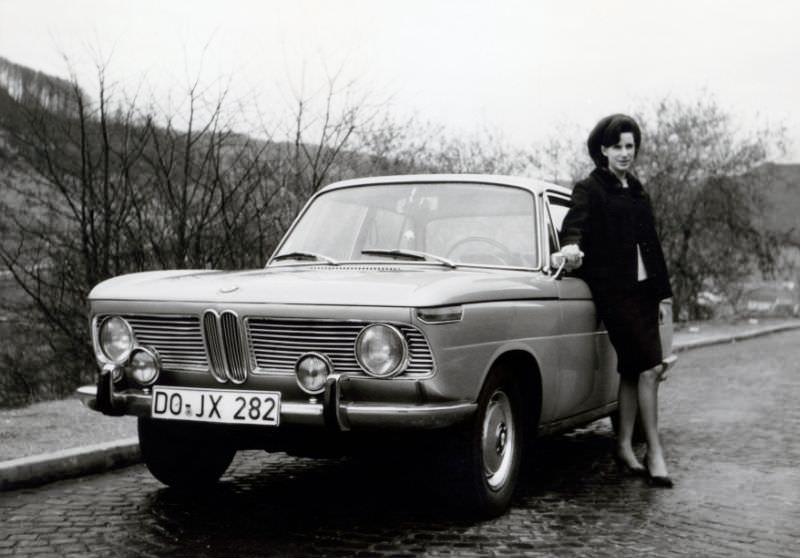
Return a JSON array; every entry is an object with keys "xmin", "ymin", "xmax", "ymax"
[
  {"xmin": 638, "ymin": 366, "xmax": 669, "ymax": 477},
  {"xmin": 616, "ymin": 374, "xmax": 643, "ymax": 469}
]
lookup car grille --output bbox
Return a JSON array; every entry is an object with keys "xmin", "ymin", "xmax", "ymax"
[
  {"xmin": 115, "ymin": 315, "xmax": 209, "ymax": 372},
  {"xmin": 202, "ymin": 310, "xmax": 250, "ymax": 383},
  {"xmin": 98, "ymin": 314, "xmax": 435, "ymax": 379},
  {"xmin": 247, "ymin": 318, "xmax": 435, "ymax": 376}
]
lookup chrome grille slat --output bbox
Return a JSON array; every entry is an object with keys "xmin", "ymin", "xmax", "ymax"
[
  {"xmin": 132, "ymin": 340, "xmax": 206, "ymax": 347},
  {"xmin": 128, "ymin": 324, "xmax": 201, "ymax": 331},
  {"xmin": 247, "ymin": 319, "xmax": 434, "ymax": 376},
  {"xmin": 103, "ymin": 314, "xmax": 209, "ymax": 373},
  {"xmin": 202, "ymin": 311, "xmax": 228, "ymax": 382},
  {"xmin": 253, "ymin": 348, "xmax": 356, "ymax": 355},
  {"xmin": 256, "ymin": 324, "xmax": 364, "ymax": 331},
  {"xmin": 220, "ymin": 311, "xmax": 248, "ymax": 383},
  {"xmin": 255, "ymin": 336, "xmax": 355, "ymax": 349},
  {"xmin": 160, "ymin": 360, "xmax": 207, "ymax": 366},
  {"xmin": 249, "ymin": 333, "xmax": 361, "ymax": 341}
]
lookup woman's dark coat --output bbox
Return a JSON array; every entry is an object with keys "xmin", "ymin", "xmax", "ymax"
[{"xmin": 560, "ymin": 167, "xmax": 673, "ymax": 301}]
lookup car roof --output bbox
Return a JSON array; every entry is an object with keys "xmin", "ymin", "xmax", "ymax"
[{"xmin": 318, "ymin": 174, "xmax": 572, "ymax": 196}]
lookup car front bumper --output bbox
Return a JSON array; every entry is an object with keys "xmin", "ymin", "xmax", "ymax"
[{"xmin": 76, "ymin": 372, "xmax": 477, "ymax": 431}]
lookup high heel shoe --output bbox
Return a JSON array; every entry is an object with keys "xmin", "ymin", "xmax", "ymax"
[
  {"xmin": 643, "ymin": 454, "xmax": 674, "ymax": 488},
  {"xmin": 646, "ymin": 472, "xmax": 674, "ymax": 488},
  {"xmin": 613, "ymin": 453, "xmax": 647, "ymax": 477}
]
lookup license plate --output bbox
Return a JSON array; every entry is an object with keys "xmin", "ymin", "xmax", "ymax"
[{"xmin": 151, "ymin": 386, "xmax": 280, "ymax": 426}]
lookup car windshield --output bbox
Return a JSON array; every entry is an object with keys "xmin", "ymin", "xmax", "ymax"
[{"xmin": 273, "ymin": 182, "xmax": 538, "ymax": 269}]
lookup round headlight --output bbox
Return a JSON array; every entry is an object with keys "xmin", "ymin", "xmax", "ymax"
[
  {"xmin": 127, "ymin": 347, "xmax": 160, "ymax": 386},
  {"xmin": 355, "ymin": 324, "xmax": 408, "ymax": 378},
  {"xmin": 295, "ymin": 352, "xmax": 332, "ymax": 394},
  {"xmin": 99, "ymin": 316, "xmax": 134, "ymax": 363}
]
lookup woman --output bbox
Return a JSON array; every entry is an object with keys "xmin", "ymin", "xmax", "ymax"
[{"xmin": 560, "ymin": 114, "xmax": 674, "ymax": 487}]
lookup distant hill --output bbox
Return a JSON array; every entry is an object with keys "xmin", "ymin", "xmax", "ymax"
[
  {"xmin": 0, "ymin": 56, "xmax": 84, "ymax": 162},
  {"xmin": 0, "ymin": 56, "xmax": 78, "ymax": 117}
]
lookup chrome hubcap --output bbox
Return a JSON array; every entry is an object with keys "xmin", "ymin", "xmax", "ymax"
[{"xmin": 482, "ymin": 390, "xmax": 515, "ymax": 490}]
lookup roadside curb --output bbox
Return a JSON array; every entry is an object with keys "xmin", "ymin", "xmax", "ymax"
[
  {"xmin": 2, "ymin": 321, "xmax": 800, "ymax": 492},
  {"xmin": 673, "ymin": 321, "xmax": 800, "ymax": 352},
  {"xmin": 0, "ymin": 437, "xmax": 140, "ymax": 491}
]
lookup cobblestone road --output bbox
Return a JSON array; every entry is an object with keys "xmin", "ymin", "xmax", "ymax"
[{"xmin": 1, "ymin": 331, "xmax": 798, "ymax": 557}]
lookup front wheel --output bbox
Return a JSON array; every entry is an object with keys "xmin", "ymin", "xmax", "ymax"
[
  {"xmin": 138, "ymin": 418, "xmax": 236, "ymax": 489},
  {"xmin": 452, "ymin": 368, "xmax": 524, "ymax": 518}
]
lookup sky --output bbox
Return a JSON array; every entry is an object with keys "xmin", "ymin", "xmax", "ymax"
[{"xmin": 1, "ymin": 0, "xmax": 799, "ymax": 162}]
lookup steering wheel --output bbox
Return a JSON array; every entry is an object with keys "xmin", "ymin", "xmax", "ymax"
[{"xmin": 446, "ymin": 236, "xmax": 514, "ymax": 265}]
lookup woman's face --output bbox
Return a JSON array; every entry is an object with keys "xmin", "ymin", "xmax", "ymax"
[{"xmin": 601, "ymin": 132, "xmax": 636, "ymax": 175}]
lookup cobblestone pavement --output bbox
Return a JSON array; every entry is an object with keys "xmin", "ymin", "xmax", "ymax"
[{"xmin": 1, "ymin": 331, "xmax": 798, "ymax": 557}]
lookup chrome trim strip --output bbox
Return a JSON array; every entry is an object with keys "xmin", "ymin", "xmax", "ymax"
[
  {"xmin": 75, "ymin": 384, "xmax": 475, "ymax": 430},
  {"xmin": 282, "ymin": 402, "xmax": 323, "ymax": 416},
  {"xmin": 342, "ymin": 402, "xmax": 477, "ymax": 415},
  {"xmin": 342, "ymin": 402, "xmax": 476, "ymax": 429},
  {"xmin": 536, "ymin": 192, "xmax": 549, "ymax": 273},
  {"xmin": 537, "ymin": 402, "xmax": 618, "ymax": 436},
  {"xmin": 76, "ymin": 384, "xmax": 98, "ymax": 404}
]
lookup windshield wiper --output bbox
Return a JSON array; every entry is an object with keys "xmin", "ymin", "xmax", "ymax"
[
  {"xmin": 361, "ymin": 248, "xmax": 457, "ymax": 269},
  {"xmin": 271, "ymin": 251, "xmax": 339, "ymax": 265}
]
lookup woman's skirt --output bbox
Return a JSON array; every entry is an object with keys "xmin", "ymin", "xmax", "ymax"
[{"xmin": 592, "ymin": 280, "xmax": 663, "ymax": 378}]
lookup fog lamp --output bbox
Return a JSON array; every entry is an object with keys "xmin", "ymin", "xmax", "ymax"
[
  {"xmin": 355, "ymin": 323, "xmax": 408, "ymax": 378},
  {"xmin": 295, "ymin": 352, "xmax": 332, "ymax": 394},
  {"xmin": 127, "ymin": 347, "xmax": 160, "ymax": 386}
]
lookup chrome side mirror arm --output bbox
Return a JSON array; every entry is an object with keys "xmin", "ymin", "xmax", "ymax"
[{"xmin": 549, "ymin": 252, "xmax": 566, "ymax": 280}]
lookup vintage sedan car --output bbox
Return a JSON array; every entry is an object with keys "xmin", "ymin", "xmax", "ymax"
[{"xmin": 78, "ymin": 174, "xmax": 676, "ymax": 517}]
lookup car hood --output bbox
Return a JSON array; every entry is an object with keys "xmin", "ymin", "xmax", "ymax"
[{"xmin": 89, "ymin": 265, "xmax": 558, "ymax": 307}]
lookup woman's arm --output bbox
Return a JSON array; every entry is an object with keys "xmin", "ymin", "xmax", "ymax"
[
  {"xmin": 557, "ymin": 181, "xmax": 592, "ymax": 270},
  {"xmin": 560, "ymin": 181, "xmax": 591, "ymax": 248}
]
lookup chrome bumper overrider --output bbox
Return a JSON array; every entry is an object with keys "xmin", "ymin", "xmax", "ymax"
[{"xmin": 76, "ymin": 373, "xmax": 476, "ymax": 431}]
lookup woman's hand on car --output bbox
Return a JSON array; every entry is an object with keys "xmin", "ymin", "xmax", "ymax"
[{"xmin": 560, "ymin": 244, "xmax": 584, "ymax": 271}]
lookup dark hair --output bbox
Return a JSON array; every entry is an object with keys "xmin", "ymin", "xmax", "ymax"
[{"xmin": 587, "ymin": 114, "xmax": 642, "ymax": 168}]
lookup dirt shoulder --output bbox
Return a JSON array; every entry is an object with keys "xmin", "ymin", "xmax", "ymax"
[{"xmin": 0, "ymin": 398, "xmax": 136, "ymax": 462}]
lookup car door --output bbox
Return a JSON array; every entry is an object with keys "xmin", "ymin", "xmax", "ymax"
[{"xmin": 544, "ymin": 192, "xmax": 617, "ymax": 417}]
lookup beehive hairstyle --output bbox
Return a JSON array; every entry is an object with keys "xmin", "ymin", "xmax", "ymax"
[{"xmin": 587, "ymin": 114, "xmax": 642, "ymax": 168}]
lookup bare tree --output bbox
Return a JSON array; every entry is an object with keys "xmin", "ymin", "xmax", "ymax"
[
  {"xmin": 354, "ymin": 115, "xmax": 531, "ymax": 177},
  {"xmin": 0, "ymin": 60, "xmax": 391, "ymax": 404},
  {"xmin": 527, "ymin": 121, "xmax": 592, "ymax": 185},
  {"xmin": 133, "ymin": 79, "xmax": 282, "ymax": 269},
  {"xmin": 0, "ymin": 62, "xmax": 146, "ymax": 399},
  {"xmin": 634, "ymin": 96, "xmax": 786, "ymax": 319}
]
